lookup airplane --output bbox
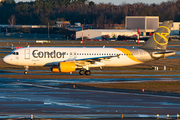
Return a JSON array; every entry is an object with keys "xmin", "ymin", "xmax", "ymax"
[{"xmin": 3, "ymin": 21, "xmax": 176, "ymax": 75}]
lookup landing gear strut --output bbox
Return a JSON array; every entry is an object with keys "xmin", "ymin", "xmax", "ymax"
[
  {"xmin": 79, "ymin": 69, "xmax": 91, "ymax": 75},
  {"xmin": 24, "ymin": 66, "xmax": 29, "ymax": 75}
]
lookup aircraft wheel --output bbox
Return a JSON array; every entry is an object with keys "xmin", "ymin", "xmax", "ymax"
[
  {"xmin": 85, "ymin": 70, "xmax": 91, "ymax": 75},
  {"xmin": 24, "ymin": 71, "xmax": 28, "ymax": 75},
  {"xmin": 79, "ymin": 69, "xmax": 85, "ymax": 75}
]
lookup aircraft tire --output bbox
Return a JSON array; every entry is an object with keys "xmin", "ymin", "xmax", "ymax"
[
  {"xmin": 85, "ymin": 70, "xmax": 91, "ymax": 75},
  {"xmin": 24, "ymin": 71, "xmax": 28, "ymax": 75},
  {"xmin": 79, "ymin": 69, "xmax": 85, "ymax": 75}
]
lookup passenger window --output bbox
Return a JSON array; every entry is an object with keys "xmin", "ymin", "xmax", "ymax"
[
  {"xmin": 16, "ymin": 52, "xmax": 19, "ymax": 55},
  {"xmin": 13, "ymin": 52, "xmax": 15, "ymax": 55}
]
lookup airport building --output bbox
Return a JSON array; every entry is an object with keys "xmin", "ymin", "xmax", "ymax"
[
  {"xmin": 126, "ymin": 16, "xmax": 180, "ymax": 36},
  {"xmin": 159, "ymin": 22, "xmax": 180, "ymax": 35},
  {"xmin": 126, "ymin": 16, "xmax": 159, "ymax": 36},
  {"xmin": 76, "ymin": 29, "xmax": 138, "ymax": 39},
  {"xmin": 76, "ymin": 16, "xmax": 180, "ymax": 40}
]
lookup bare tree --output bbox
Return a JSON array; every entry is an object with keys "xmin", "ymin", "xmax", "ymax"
[
  {"xmin": 8, "ymin": 15, "xmax": 16, "ymax": 26},
  {"xmin": 169, "ymin": 0, "xmax": 178, "ymax": 3}
]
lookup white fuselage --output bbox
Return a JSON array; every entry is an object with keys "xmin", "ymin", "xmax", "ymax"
[{"xmin": 3, "ymin": 47, "xmax": 149, "ymax": 67}]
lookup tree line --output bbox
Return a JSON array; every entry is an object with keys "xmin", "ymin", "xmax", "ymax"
[{"xmin": 0, "ymin": 0, "xmax": 179, "ymax": 26}]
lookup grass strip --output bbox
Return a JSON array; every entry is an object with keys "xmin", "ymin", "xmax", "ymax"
[{"xmin": 75, "ymin": 81, "xmax": 180, "ymax": 93}]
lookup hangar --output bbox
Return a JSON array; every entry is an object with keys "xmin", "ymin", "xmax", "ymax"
[{"xmin": 76, "ymin": 29, "xmax": 137, "ymax": 40}]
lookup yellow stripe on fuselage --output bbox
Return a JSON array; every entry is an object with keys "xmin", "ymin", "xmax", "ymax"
[{"xmin": 115, "ymin": 48, "xmax": 143, "ymax": 63}]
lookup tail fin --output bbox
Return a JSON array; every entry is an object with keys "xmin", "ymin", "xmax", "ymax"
[{"xmin": 141, "ymin": 21, "xmax": 173, "ymax": 50}]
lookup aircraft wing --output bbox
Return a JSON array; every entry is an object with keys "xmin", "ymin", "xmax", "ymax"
[{"xmin": 64, "ymin": 54, "xmax": 120, "ymax": 66}]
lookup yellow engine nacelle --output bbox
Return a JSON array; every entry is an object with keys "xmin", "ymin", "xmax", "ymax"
[
  {"xmin": 51, "ymin": 66, "xmax": 59, "ymax": 73},
  {"xmin": 51, "ymin": 62, "xmax": 76, "ymax": 73}
]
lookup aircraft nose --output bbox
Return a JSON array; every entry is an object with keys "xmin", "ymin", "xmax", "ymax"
[
  {"xmin": 3, "ymin": 55, "xmax": 11, "ymax": 64},
  {"xmin": 3, "ymin": 56, "xmax": 8, "ymax": 63}
]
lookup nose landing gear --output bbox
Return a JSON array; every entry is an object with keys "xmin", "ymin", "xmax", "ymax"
[{"xmin": 24, "ymin": 66, "xmax": 29, "ymax": 75}]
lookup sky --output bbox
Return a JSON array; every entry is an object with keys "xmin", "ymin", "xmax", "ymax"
[{"xmin": 91, "ymin": 0, "xmax": 169, "ymax": 5}]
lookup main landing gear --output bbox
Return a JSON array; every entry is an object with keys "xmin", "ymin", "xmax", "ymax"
[
  {"xmin": 24, "ymin": 66, "xmax": 29, "ymax": 75},
  {"xmin": 79, "ymin": 69, "xmax": 91, "ymax": 75}
]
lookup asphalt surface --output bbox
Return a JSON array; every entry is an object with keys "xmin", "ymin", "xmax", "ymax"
[{"xmin": 0, "ymin": 76, "xmax": 180, "ymax": 119}]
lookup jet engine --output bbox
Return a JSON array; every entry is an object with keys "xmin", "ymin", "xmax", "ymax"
[{"xmin": 51, "ymin": 62, "xmax": 76, "ymax": 73}]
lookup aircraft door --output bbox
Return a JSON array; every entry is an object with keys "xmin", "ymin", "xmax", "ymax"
[{"xmin": 25, "ymin": 49, "xmax": 30, "ymax": 59}]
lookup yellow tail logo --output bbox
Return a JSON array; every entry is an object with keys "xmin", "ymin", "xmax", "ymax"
[{"xmin": 153, "ymin": 26, "xmax": 171, "ymax": 45}]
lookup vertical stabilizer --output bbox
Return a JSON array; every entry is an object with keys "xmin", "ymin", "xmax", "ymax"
[{"xmin": 141, "ymin": 21, "xmax": 173, "ymax": 50}]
